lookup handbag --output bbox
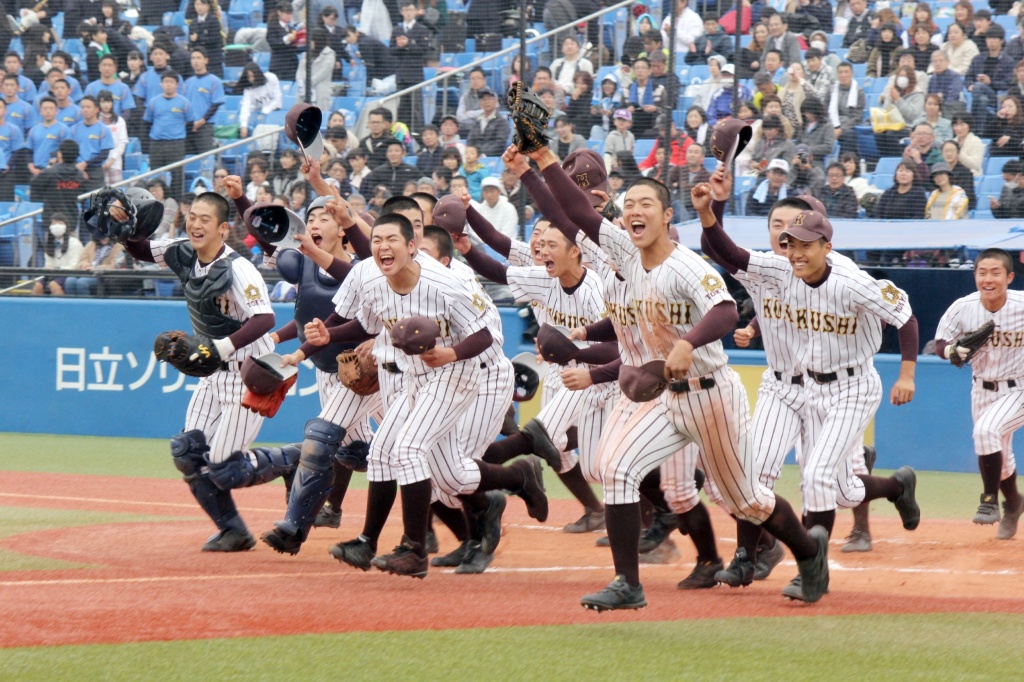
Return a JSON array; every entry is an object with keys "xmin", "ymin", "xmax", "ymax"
[
  {"xmin": 847, "ymin": 38, "xmax": 869, "ymax": 63},
  {"xmin": 870, "ymin": 105, "xmax": 906, "ymax": 133},
  {"xmin": 214, "ymin": 123, "xmax": 240, "ymax": 139}
]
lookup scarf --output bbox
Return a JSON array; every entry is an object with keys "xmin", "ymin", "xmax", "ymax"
[
  {"xmin": 753, "ymin": 179, "xmax": 787, "ymax": 203},
  {"xmin": 829, "ymin": 79, "xmax": 859, "ymax": 128}
]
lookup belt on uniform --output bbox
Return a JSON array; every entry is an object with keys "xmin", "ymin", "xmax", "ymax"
[
  {"xmin": 774, "ymin": 370, "xmax": 804, "ymax": 385},
  {"xmin": 382, "ymin": 362, "xmax": 402, "ymax": 374},
  {"xmin": 667, "ymin": 376, "xmax": 716, "ymax": 393},
  {"xmin": 220, "ymin": 360, "xmax": 242, "ymax": 372},
  {"xmin": 807, "ymin": 367, "xmax": 857, "ymax": 384},
  {"xmin": 980, "ymin": 378, "xmax": 1018, "ymax": 391}
]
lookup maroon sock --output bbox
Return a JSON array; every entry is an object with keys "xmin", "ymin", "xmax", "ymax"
[
  {"xmin": 456, "ymin": 491, "xmax": 489, "ymax": 542},
  {"xmin": 557, "ymin": 463, "xmax": 603, "ymax": 512},
  {"xmin": 761, "ymin": 495, "xmax": 817, "ymax": 560},
  {"xmin": 638, "ymin": 468, "xmax": 670, "ymax": 513},
  {"xmin": 481, "ymin": 432, "xmax": 531, "ymax": 465},
  {"xmin": 326, "ymin": 462, "xmax": 353, "ymax": 509},
  {"xmin": 804, "ymin": 510, "xmax": 836, "ymax": 537},
  {"xmin": 1000, "ymin": 470, "xmax": 1021, "ymax": 509},
  {"xmin": 605, "ymin": 502, "xmax": 642, "ymax": 586},
  {"xmin": 431, "ymin": 500, "xmax": 469, "ymax": 542},
  {"xmin": 360, "ymin": 480, "xmax": 397, "ymax": 550},
  {"xmin": 851, "ymin": 502, "xmax": 870, "ymax": 533},
  {"xmin": 477, "ymin": 460, "xmax": 529, "ymax": 491},
  {"xmin": 679, "ymin": 502, "xmax": 719, "ymax": 563},
  {"xmin": 400, "ymin": 479, "xmax": 433, "ymax": 556},
  {"xmin": 735, "ymin": 518, "xmax": 762, "ymax": 558},
  {"xmin": 979, "ymin": 452, "xmax": 1004, "ymax": 496},
  {"xmin": 857, "ymin": 473, "xmax": 901, "ymax": 501}
]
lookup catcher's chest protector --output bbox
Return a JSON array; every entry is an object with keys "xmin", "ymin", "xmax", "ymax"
[
  {"xmin": 292, "ymin": 254, "xmax": 356, "ymax": 374},
  {"xmin": 164, "ymin": 242, "xmax": 246, "ymax": 339}
]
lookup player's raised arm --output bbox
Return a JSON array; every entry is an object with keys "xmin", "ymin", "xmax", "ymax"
[
  {"xmin": 450, "ymin": 231, "xmax": 510, "ymax": 285},
  {"xmin": 694, "ymin": 172, "xmax": 750, "ymax": 275},
  {"xmin": 446, "ymin": 184, "xmax": 515, "ymax": 258},
  {"xmin": 521, "ymin": 145, "xmax": 604, "ymax": 245}
]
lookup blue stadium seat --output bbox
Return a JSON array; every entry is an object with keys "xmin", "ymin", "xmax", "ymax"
[
  {"xmin": 587, "ymin": 139, "xmax": 604, "ymax": 153},
  {"xmin": 872, "ymin": 172, "xmax": 894, "ymax": 191},
  {"xmin": 163, "ymin": 11, "xmax": 185, "ymax": 26},
  {"xmin": 254, "ymin": 52, "xmax": 270, "ymax": 69},
  {"xmin": 874, "ymin": 157, "xmax": 902, "ymax": 178},
  {"xmin": 979, "ymin": 175, "xmax": 1006, "ymax": 198},
  {"xmin": 856, "ymin": 126, "xmax": 880, "ymax": 161},
  {"xmin": 703, "ymin": 157, "xmax": 717, "ymax": 173},
  {"xmin": 126, "ymin": 137, "xmax": 141, "ymax": 154},
  {"xmin": 735, "ymin": 176, "xmax": 758, "ymax": 215},
  {"xmin": 634, "ymin": 138, "xmax": 656, "ymax": 163},
  {"xmin": 994, "ymin": 15, "xmax": 1017, "ymax": 36},
  {"xmin": 852, "ymin": 63, "xmax": 868, "ymax": 81},
  {"xmin": 985, "ymin": 157, "xmax": 1012, "ymax": 176},
  {"xmin": 828, "ymin": 34, "xmax": 844, "ymax": 50},
  {"xmin": 686, "ymin": 65, "xmax": 710, "ymax": 84}
]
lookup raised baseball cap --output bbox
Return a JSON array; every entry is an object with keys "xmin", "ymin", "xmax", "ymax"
[
  {"xmin": 618, "ymin": 360, "xmax": 667, "ymax": 403},
  {"xmin": 709, "ymin": 118, "xmax": 752, "ymax": 171},
  {"xmin": 285, "ymin": 103, "xmax": 325, "ymax": 163},
  {"xmin": 432, "ymin": 193, "xmax": 467, "ymax": 236},
  {"xmin": 536, "ymin": 323, "xmax": 586, "ymax": 365},
  {"xmin": 391, "ymin": 316, "xmax": 440, "ymax": 355},
  {"xmin": 562, "ymin": 149, "xmax": 608, "ymax": 208},
  {"xmin": 779, "ymin": 210, "xmax": 833, "ymax": 243},
  {"xmin": 241, "ymin": 353, "xmax": 298, "ymax": 395},
  {"xmin": 243, "ymin": 203, "xmax": 305, "ymax": 250}
]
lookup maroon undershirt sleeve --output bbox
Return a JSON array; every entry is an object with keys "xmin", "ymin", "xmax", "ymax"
[
  {"xmin": 701, "ymin": 221, "xmax": 750, "ymax": 275},
  {"xmin": 345, "ymin": 224, "xmax": 372, "ymax": 260},
  {"xmin": 575, "ymin": 340, "xmax": 621, "ymax": 365},
  {"xmin": 273, "ymin": 320, "xmax": 298, "ymax": 342},
  {"xmin": 540, "ymin": 163, "xmax": 604, "ymax": 244},
  {"xmin": 897, "ymin": 314, "xmax": 920, "ymax": 362},
  {"xmin": 298, "ymin": 314, "xmax": 371, "ymax": 357},
  {"xmin": 934, "ymin": 338, "xmax": 949, "ymax": 359},
  {"xmin": 749, "ymin": 316, "xmax": 761, "ymax": 337},
  {"xmin": 680, "ymin": 301, "xmax": 739, "ymax": 348},
  {"xmin": 326, "ymin": 256, "xmax": 353, "ymax": 281},
  {"xmin": 452, "ymin": 328, "xmax": 493, "ymax": 360},
  {"xmin": 466, "ymin": 205, "xmax": 512, "ymax": 257},
  {"xmin": 233, "ymin": 194, "xmax": 276, "ymax": 256},
  {"xmin": 583, "ymin": 316, "xmax": 617, "ymax": 342},
  {"xmin": 462, "ymin": 245, "xmax": 510, "ymax": 285},
  {"xmin": 589, "ymin": 357, "xmax": 622, "ymax": 384},
  {"xmin": 227, "ymin": 313, "xmax": 275, "ymax": 350},
  {"xmin": 520, "ymin": 169, "xmax": 580, "ymax": 241},
  {"xmin": 124, "ymin": 239, "xmax": 155, "ymax": 262}
]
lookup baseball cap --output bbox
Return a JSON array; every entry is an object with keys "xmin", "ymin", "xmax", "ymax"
[
  {"xmin": 709, "ymin": 118, "xmax": 752, "ymax": 171},
  {"xmin": 432, "ymin": 193, "xmax": 467, "ymax": 236},
  {"xmin": 480, "ymin": 176, "xmax": 503, "ymax": 192},
  {"xmin": 390, "ymin": 316, "xmax": 440, "ymax": 355},
  {"xmin": 721, "ymin": 63, "xmax": 735, "ymax": 75},
  {"xmin": 284, "ymin": 103, "xmax": 324, "ymax": 163},
  {"xmin": 244, "ymin": 203, "xmax": 305, "ymax": 250},
  {"xmin": 794, "ymin": 143, "xmax": 811, "ymax": 156},
  {"xmin": 241, "ymin": 353, "xmax": 298, "ymax": 395},
  {"xmin": 618, "ymin": 361, "xmax": 667, "ymax": 403},
  {"xmin": 930, "ymin": 162, "xmax": 952, "ymax": 177},
  {"xmin": 562, "ymin": 149, "xmax": 608, "ymax": 208},
  {"xmin": 797, "ymin": 194, "xmax": 827, "ymax": 216},
  {"xmin": 766, "ymin": 158, "xmax": 790, "ymax": 174},
  {"xmin": 613, "ymin": 108, "xmax": 632, "ymax": 121},
  {"xmin": 510, "ymin": 352, "xmax": 542, "ymax": 402},
  {"xmin": 307, "ymin": 194, "xmax": 336, "ymax": 214},
  {"xmin": 478, "ymin": 87, "xmax": 496, "ymax": 98},
  {"xmin": 536, "ymin": 324, "xmax": 585, "ymax": 365},
  {"xmin": 779, "ymin": 210, "xmax": 833, "ymax": 243},
  {"xmin": 440, "ymin": 114, "xmax": 459, "ymax": 126}
]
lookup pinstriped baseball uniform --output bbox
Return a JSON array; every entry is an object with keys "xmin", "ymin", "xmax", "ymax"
[
  {"xmin": 506, "ymin": 263, "xmax": 608, "ymax": 474},
  {"xmin": 593, "ymin": 221, "xmax": 775, "ymax": 522},
  {"xmin": 150, "ymin": 239, "xmax": 274, "ymax": 463},
  {"xmin": 936, "ymin": 290, "xmax": 1024, "ymax": 474},
  {"xmin": 746, "ymin": 250, "xmax": 912, "ymax": 512},
  {"xmin": 504, "ymin": 238, "xmax": 536, "ymax": 267}
]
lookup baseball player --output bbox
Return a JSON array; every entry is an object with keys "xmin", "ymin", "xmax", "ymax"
[
  {"xmin": 116, "ymin": 189, "xmax": 296, "ymax": 552},
  {"xmin": 698, "ymin": 188, "xmax": 921, "ymax": 600},
  {"xmin": 934, "ymin": 248, "xmax": 1024, "ymax": 539},
  {"xmin": 286, "ymin": 213, "xmax": 546, "ymax": 578},
  {"xmin": 523, "ymin": 145, "xmax": 830, "ymax": 610}
]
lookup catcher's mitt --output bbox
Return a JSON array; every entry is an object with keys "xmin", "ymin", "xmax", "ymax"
[
  {"xmin": 948, "ymin": 320, "xmax": 995, "ymax": 367},
  {"xmin": 337, "ymin": 350, "xmax": 380, "ymax": 395},
  {"xmin": 154, "ymin": 330, "xmax": 223, "ymax": 377},
  {"xmin": 508, "ymin": 82, "xmax": 550, "ymax": 154}
]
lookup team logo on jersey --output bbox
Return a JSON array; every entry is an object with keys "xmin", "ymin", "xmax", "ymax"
[
  {"xmin": 701, "ymin": 274, "xmax": 724, "ymax": 293},
  {"xmin": 880, "ymin": 284, "xmax": 900, "ymax": 305},
  {"xmin": 471, "ymin": 293, "xmax": 487, "ymax": 312},
  {"xmin": 244, "ymin": 284, "xmax": 262, "ymax": 302}
]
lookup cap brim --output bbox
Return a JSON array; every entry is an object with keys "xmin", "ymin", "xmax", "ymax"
[
  {"xmin": 779, "ymin": 227, "xmax": 825, "ymax": 243},
  {"xmin": 252, "ymin": 353, "xmax": 298, "ymax": 381},
  {"xmin": 549, "ymin": 324, "xmax": 587, "ymax": 349},
  {"xmin": 298, "ymin": 131, "xmax": 324, "ymax": 164},
  {"xmin": 272, "ymin": 207, "xmax": 307, "ymax": 250},
  {"xmin": 511, "ymin": 351, "xmax": 544, "ymax": 374}
]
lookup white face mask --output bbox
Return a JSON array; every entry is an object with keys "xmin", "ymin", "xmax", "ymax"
[
  {"xmin": 896, "ymin": 76, "xmax": 910, "ymax": 89},
  {"xmin": 811, "ymin": 40, "xmax": 826, "ymax": 51},
  {"xmin": 50, "ymin": 223, "xmax": 67, "ymax": 238},
  {"xmin": 722, "ymin": 78, "xmax": 734, "ymax": 88},
  {"xmin": 1007, "ymin": 181, "xmax": 1020, "ymax": 190}
]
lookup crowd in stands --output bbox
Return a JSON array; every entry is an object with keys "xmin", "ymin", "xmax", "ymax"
[{"xmin": 4, "ymin": 0, "xmax": 1024, "ymax": 292}]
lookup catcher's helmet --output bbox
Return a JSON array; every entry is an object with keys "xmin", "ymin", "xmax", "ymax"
[{"xmin": 83, "ymin": 186, "xmax": 163, "ymax": 242}]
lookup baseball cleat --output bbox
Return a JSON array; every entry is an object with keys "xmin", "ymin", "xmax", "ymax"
[
  {"xmin": 637, "ymin": 512, "xmax": 678, "ymax": 553},
  {"xmin": 477, "ymin": 491, "xmax": 507, "ymax": 555},
  {"xmin": 564, "ymin": 508, "xmax": 605, "ymax": 533},
  {"xmin": 715, "ymin": 548, "xmax": 755, "ymax": 588},
  {"xmin": 863, "ymin": 446, "xmax": 877, "ymax": 474},
  {"xmin": 580, "ymin": 575, "xmax": 647, "ymax": 611},
  {"xmin": 974, "ymin": 494, "xmax": 1001, "ymax": 525},
  {"xmin": 891, "ymin": 466, "xmax": 920, "ymax": 530},
  {"xmin": 371, "ymin": 537, "xmax": 428, "ymax": 578},
  {"xmin": 431, "ymin": 540, "xmax": 470, "ymax": 567},
  {"xmin": 753, "ymin": 540, "xmax": 785, "ymax": 580},
  {"xmin": 677, "ymin": 559, "xmax": 723, "ymax": 590},
  {"xmin": 997, "ymin": 499, "xmax": 1024, "ymax": 540},
  {"xmin": 329, "ymin": 537, "xmax": 376, "ymax": 571},
  {"xmin": 788, "ymin": 526, "xmax": 830, "ymax": 603},
  {"xmin": 522, "ymin": 419, "xmax": 563, "ymax": 470},
  {"xmin": 841, "ymin": 528, "xmax": 873, "ymax": 553},
  {"xmin": 595, "ymin": 535, "xmax": 610, "ymax": 547},
  {"xmin": 425, "ymin": 530, "xmax": 439, "ymax": 555},
  {"xmin": 513, "ymin": 455, "xmax": 549, "ymax": 522},
  {"xmin": 260, "ymin": 527, "xmax": 303, "ymax": 555},
  {"xmin": 639, "ymin": 537, "xmax": 680, "ymax": 564},
  {"xmin": 201, "ymin": 528, "xmax": 256, "ymax": 552},
  {"xmin": 454, "ymin": 541, "xmax": 493, "ymax": 574},
  {"xmin": 313, "ymin": 503, "xmax": 342, "ymax": 528}
]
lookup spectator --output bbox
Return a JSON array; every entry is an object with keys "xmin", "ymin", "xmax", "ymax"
[
  {"xmin": 542, "ymin": 0, "xmax": 577, "ymax": 59},
  {"xmin": 64, "ymin": 234, "xmax": 124, "ymax": 296},
  {"xmin": 843, "ymin": 0, "xmax": 874, "ymax": 49},
  {"xmin": 32, "ymin": 213, "xmax": 84, "ymax": 296},
  {"xmin": 144, "ymin": 70, "xmax": 192, "ymax": 197},
  {"xmin": 591, "ymin": 74, "xmax": 622, "ymax": 139},
  {"xmin": 343, "ymin": 25, "xmax": 393, "ymax": 83},
  {"xmin": 416, "ymin": 124, "xmax": 443, "ymax": 177},
  {"xmin": 814, "ymin": 162, "xmax": 858, "ymax": 218},
  {"xmin": 83, "ymin": 23, "xmax": 112, "ymax": 85},
  {"xmin": 626, "ymin": 57, "xmax": 667, "ymax": 136},
  {"xmin": 746, "ymin": 158, "xmax": 792, "ymax": 216},
  {"xmin": 472, "ymin": 176, "xmax": 519, "ymax": 240},
  {"xmin": 950, "ymin": 113, "xmax": 984, "ymax": 176},
  {"xmin": 297, "ymin": 21, "xmax": 338, "ymax": 110},
  {"xmin": 549, "ymin": 115, "xmax": 587, "ymax": 158},
  {"xmin": 803, "ymin": 48, "xmax": 834, "ymax": 104},
  {"xmin": 312, "ymin": 6, "xmax": 349, "ymax": 79},
  {"xmin": 877, "ymin": 65, "xmax": 925, "ymax": 156},
  {"xmin": 681, "ymin": 105, "xmax": 710, "ymax": 152},
  {"xmin": 676, "ymin": 143, "xmax": 711, "ymax": 220},
  {"xmin": 182, "ymin": 47, "xmax": 224, "ymax": 158},
  {"xmin": 706, "ymin": 64, "xmax": 751, "ymax": 126},
  {"xmin": 1009, "ymin": 59, "xmax": 1024, "ymax": 102},
  {"xmin": 875, "ymin": 161, "xmax": 928, "ymax": 219},
  {"xmin": 939, "ymin": 140, "xmax": 977, "ymax": 210},
  {"xmin": 28, "ymin": 139, "xmax": 84, "ymax": 230},
  {"xmin": 188, "ymin": 0, "xmax": 225, "ymax": 77},
  {"xmin": 970, "ymin": 10, "xmax": 994, "ymax": 52},
  {"xmin": 737, "ymin": 23, "xmax": 769, "ymax": 79},
  {"xmin": 146, "ymin": 179, "xmax": 178, "ymax": 238},
  {"xmin": 808, "ymin": 31, "xmax": 840, "ymax": 70},
  {"xmin": 941, "ymin": 21, "xmax": 979, "ymax": 77},
  {"xmin": 70, "ymin": 96, "xmax": 113, "ymax": 192},
  {"xmin": 747, "ymin": 114, "xmax": 795, "ymax": 177},
  {"xmin": 271, "ymin": 149, "xmax": 303, "ymax": 195},
  {"xmin": 245, "ymin": 158, "xmax": 270, "ymax": 200},
  {"xmin": 551, "ymin": 36, "xmax": 595, "ymax": 94},
  {"xmin": 237, "ymin": 62, "xmax": 282, "ymax": 139},
  {"xmin": 687, "ymin": 14, "xmax": 733, "ymax": 65},
  {"xmin": 132, "ymin": 45, "xmax": 183, "ymax": 105},
  {"xmin": 459, "ymin": 144, "xmax": 489, "ymax": 201},
  {"xmin": 648, "ymin": 51, "xmax": 681, "ymax": 96},
  {"xmin": 639, "ymin": 30, "xmax": 668, "ymax": 62},
  {"xmin": 990, "ymin": 160, "xmax": 1024, "ymax": 218},
  {"xmin": 505, "ymin": 54, "xmax": 533, "ymax": 94},
  {"xmin": 1007, "ymin": 23, "xmax": 1024, "ymax": 66},
  {"xmin": 903, "ymin": 122, "xmax": 943, "ymax": 184},
  {"xmin": 927, "ymin": 51, "xmax": 964, "ymax": 114},
  {"xmin": 966, "ymin": 24, "xmax": 1013, "ymax": 134},
  {"xmin": 324, "ymin": 126, "xmax": 353, "ymax": 159},
  {"xmin": 466, "ymin": 88, "xmax": 510, "ymax": 158},
  {"xmin": 759, "ymin": 49, "xmax": 786, "ymax": 82},
  {"xmin": 392, "ymin": 0, "xmax": 429, "ymax": 131},
  {"xmin": 438, "ymin": 114, "xmax": 466, "ymax": 157},
  {"xmin": 96, "ymin": 90, "xmax": 127, "ymax": 185},
  {"xmin": 363, "ymin": 138, "xmax": 420, "ymax": 196},
  {"xmin": 440, "ymin": 145, "xmax": 463, "ymax": 176},
  {"xmin": 839, "ymin": 151, "xmax": 880, "ymax": 202},
  {"xmin": 432, "ymin": 166, "xmax": 452, "ymax": 197},
  {"xmin": 796, "ymin": 98, "xmax": 833, "ymax": 167},
  {"xmin": 2, "ymin": 73, "xmax": 37, "ymax": 136},
  {"xmin": 693, "ymin": 55, "xmax": 729, "ymax": 111},
  {"xmin": 902, "ymin": 3, "xmax": 939, "ymax": 49},
  {"xmin": 603, "ymin": 109, "xmax": 636, "ymax": 173},
  {"xmin": 762, "ymin": 13, "xmax": 802, "ymax": 67},
  {"xmin": 500, "ymin": 166, "xmax": 533, "ymax": 225},
  {"xmin": 829, "ymin": 62, "xmax": 865, "ymax": 154},
  {"xmin": 85, "ymin": 55, "xmax": 136, "ymax": 120},
  {"xmin": 51, "ymin": 51, "xmax": 86, "ymax": 92},
  {"xmin": 4, "ymin": 52, "xmax": 37, "ymax": 102},
  {"xmin": 360, "ymin": 107, "xmax": 395, "ymax": 169},
  {"xmin": 533, "ymin": 67, "xmax": 566, "ymax": 112},
  {"xmin": 348, "ymin": 149, "xmax": 371, "ymax": 193},
  {"xmin": 867, "ymin": 22, "xmax": 902, "ymax": 79},
  {"xmin": 637, "ymin": 121, "xmax": 689, "ymax": 172},
  {"xmin": 780, "ymin": 63, "xmax": 816, "ymax": 131},
  {"xmin": 912, "ymin": 93, "xmax": 953, "ymax": 144},
  {"xmin": 988, "ymin": 95, "xmax": 1024, "ymax": 159},
  {"xmin": 661, "ymin": 0, "xmax": 704, "ymax": 54},
  {"xmin": 267, "ymin": 1, "xmax": 300, "ymax": 78},
  {"xmin": 909, "ymin": 25, "xmax": 938, "ymax": 73},
  {"xmin": 456, "ymin": 67, "xmax": 488, "ymax": 131},
  {"xmin": 752, "ymin": 71, "xmax": 782, "ymax": 112},
  {"xmin": 797, "ymin": 0, "xmax": 833, "ymax": 34},
  {"xmin": 156, "ymin": 35, "xmax": 194, "ymax": 81},
  {"xmin": 925, "ymin": 163, "xmax": 968, "ymax": 220},
  {"xmin": 325, "ymin": 158, "xmax": 351, "ymax": 196},
  {"xmin": 35, "ymin": 69, "xmax": 78, "ymax": 109},
  {"xmin": 27, "ymin": 97, "xmax": 69, "ymax": 177},
  {"xmin": 788, "ymin": 143, "xmax": 825, "ymax": 195}
]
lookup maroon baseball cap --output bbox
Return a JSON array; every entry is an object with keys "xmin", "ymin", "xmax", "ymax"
[
  {"xmin": 536, "ymin": 323, "xmax": 585, "ymax": 364},
  {"xmin": 390, "ymin": 316, "xmax": 440, "ymax": 355},
  {"xmin": 285, "ymin": 103, "xmax": 324, "ymax": 163},
  {"xmin": 562, "ymin": 149, "xmax": 608, "ymax": 207},
  {"xmin": 779, "ymin": 210, "xmax": 833, "ymax": 243},
  {"xmin": 618, "ymin": 361, "xmax": 667, "ymax": 403},
  {"xmin": 709, "ymin": 118, "xmax": 752, "ymax": 171},
  {"xmin": 797, "ymin": 194, "xmax": 827, "ymax": 217},
  {"xmin": 432, "ymin": 194, "xmax": 467, "ymax": 236},
  {"xmin": 241, "ymin": 354, "xmax": 298, "ymax": 395}
]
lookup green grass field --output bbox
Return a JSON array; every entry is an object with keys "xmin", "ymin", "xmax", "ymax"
[{"xmin": 2, "ymin": 433, "xmax": 1023, "ymax": 680}]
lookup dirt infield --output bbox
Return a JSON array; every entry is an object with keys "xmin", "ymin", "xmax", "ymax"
[{"xmin": 2, "ymin": 471, "xmax": 1024, "ymax": 648}]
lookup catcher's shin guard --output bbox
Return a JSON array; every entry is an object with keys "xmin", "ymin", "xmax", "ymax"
[
  {"xmin": 208, "ymin": 444, "xmax": 301, "ymax": 490},
  {"xmin": 276, "ymin": 419, "xmax": 345, "ymax": 539},
  {"xmin": 171, "ymin": 430, "xmax": 246, "ymax": 533}
]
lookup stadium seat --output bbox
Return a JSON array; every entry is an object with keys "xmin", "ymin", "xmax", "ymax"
[
  {"xmin": 735, "ymin": 176, "xmax": 758, "ymax": 215},
  {"xmin": 874, "ymin": 157, "xmax": 902, "ymax": 178},
  {"xmin": 979, "ymin": 175, "xmax": 1005, "ymax": 199},
  {"xmin": 405, "ymin": 156, "xmax": 417, "ymax": 167},
  {"xmin": 634, "ymin": 138, "xmax": 656, "ymax": 163},
  {"xmin": 856, "ymin": 126, "xmax": 880, "ymax": 161},
  {"xmin": 985, "ymin": 157, "xmax": 1011, "ymax": 176},
  {"xmin": 587, "ymin": 139, "xmax": 604, "ymax": 153},
  {"xmin": 828, "ymin": 34, "xmax": 844, "ymax": 50},
  {"xmin": 686, "ymin": 65, "xmax": 710, "ymax": 84},
  {"xmin": 279, "ymin": 80, "xmax": 295, "ymax": 95},
  {"xmin": 872, "ymin": 172, "xmax": 894, "ymax": 191},
  {"xmin": 703, "ymin": 157, "xmax": 717, "ymax": 173}
]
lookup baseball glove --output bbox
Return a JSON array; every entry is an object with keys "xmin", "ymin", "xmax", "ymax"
[
  {"xmin": 337, "ymin": 350, "xmax": 380, "ymax": 395},
  {"xmin": 241, "ymin": 374, "xmax": 298, "ymax": 417},
  {"xmin": 508, "ymin": 82, "xmax": 550, "ymax": 154},
  {"xmin": 153, "ymin": 330, "xmax": 223, "ymax": 377},
  {"xmin": 948, "ymin": 320, "xmax": 995, "ymax": 367}
]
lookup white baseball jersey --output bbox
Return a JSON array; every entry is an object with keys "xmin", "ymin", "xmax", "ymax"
[
  {"xmin": 447, "ymin": 256, "xmax": 506, "ymax": 367},
  {"xmin": 505, "ymin": 238, "xmax": 536, "ymax": 267},
  {"xmin": 936, "ymin": 291, "xmax": 1024, "ymax": 382},
  {"xmin": 580, "ymin": 233, "xmax": 646, "ymax": 365},
  {"xmin": 334, "ymin": 259, "xmax": 399, "ymax": 367}
]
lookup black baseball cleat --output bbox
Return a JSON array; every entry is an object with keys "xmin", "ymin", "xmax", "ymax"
[
  {"xmin": 512, "ymin": 455, "xmax": 549, "ymax": 522},
  {"xmin": 715, "ymin": 548, "xmax": 755, "ymax": 588},
  {"xmin": 891, "ymin": 466, "xmax": 920, "ymax": 531},
  {"xmin": 329, "ymin": 537, "xmax": 375, "ymax": 571},
  {"xmin": 677, "ymin": 559, "xmax": 723, "ymax": 590},
  {"xmin": 786, "ymin": 526, "xmax": 830, "ymax": 603},
  {"xmin": 431, "ymin": 540, "xmax": 470, "ymax": 567},
  {"xmin": 522, "ymin": 419, "xmax": 563, "ymax": 470},
  {"xmin": 425, "ymin": 530, "xmax": 439, "ymax": 554},
  {"xmin": 863, "ymin": 446, "xmax": 877, "ymax": 474},
  {"xmin": 201, "ymin": 528, "xmax": 256, "ymax": 552},
  {"xmin": 753, "ymin": 540, "xmax": 786, "ymax": 580},
  {"xmin": 261, "ymin": 527, "xmax": 303, "ymax": 555},
  {"xmin": 313, "ymin": 504, "xmax": 342, "ymax": 528},
  {"xmin": 581, "ymin": 575, "xmax": 647, "ymax": 611},
  {"xmin": 478, "ymin": 491, "xmax": 507, "ymax": 555},
  {"xmin": 637, "ymin": 512, "xmax": 678, "ymax": 553},
  {"xmin": 454, "ymin": 541, "xmax": 493, "ymax": 574},
  {"xmin": 371, "ymin": 537, "xmax": 428, "ymax": 579}
]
